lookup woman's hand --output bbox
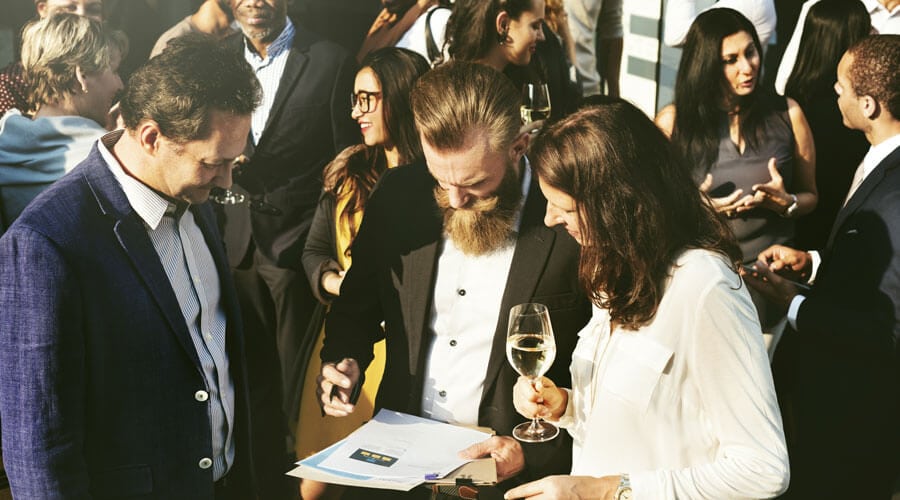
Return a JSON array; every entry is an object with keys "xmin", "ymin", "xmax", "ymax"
[
  {"xmin": 739, "ymin": 158, "xmax": 794, "ymax": 215},
  {"xmin": 504, "ymin": 475, "xmax": 620, "ymax": 499},
  {"xmin": 512, "ymin": 376, "xmax": 567, "ymax": 421},
  {"xmin": 699, "ymin": 174, "xmax": 753, "ymax": 218},
  {"xmin": 322, "ymin": 270, "xmax": 345, "ymax": 296}
]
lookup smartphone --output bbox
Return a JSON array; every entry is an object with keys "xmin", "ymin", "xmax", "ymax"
[
  {"xmin": 708, "ymin": 181, "xmax": 737, "ymax": 198},
  {"xmin": 741, "ymin": 263, "xmax": 812, "ymax": 290}
]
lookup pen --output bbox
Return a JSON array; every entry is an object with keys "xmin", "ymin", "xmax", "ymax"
[
  {"xmin": 329, "ymin": 385, "xmax": 339, "ymax": 402},
  {"xmin": 424, "ymin": 473, "xmax": 440, "ymax": 480}
]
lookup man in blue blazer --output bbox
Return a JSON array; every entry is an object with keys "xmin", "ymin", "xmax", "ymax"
[
  {"xmin": 0, "ymin": 35, "xmax": 261, "ymax": 499},
  {"xmin": 746, "ymin": 35, "xmax": 900, "ymax": 499}
]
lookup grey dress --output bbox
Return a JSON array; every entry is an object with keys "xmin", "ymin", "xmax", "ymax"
[{"xmin": 708, "ymin": 96, "xmax": 795, "ymax": 327}]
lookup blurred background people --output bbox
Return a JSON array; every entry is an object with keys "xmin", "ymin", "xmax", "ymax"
[
  {"xmin": 655, "ymin": 8, "xmax": 816, "ymax": 352},
  {"xmin": 0, "ymin": 0, "xmax": 105, "ymax": 117},
  {"xmin": 564, "ymin": 0, "xmax": 623, "ymax": 97},
  {"xmin": 786, "ymin": 0, "xmax": 871, "ymax": 250},
  {"xmin": 356, "ymin": 0, "xmax": 451, "ymax": 66},
  {"xmin": 297, "ymin": 46, "xmax": 430, "ymax": 500},
  {"xmin": 775, "ymin": 0, "xmax": 900, "ymax": 96},
  {"xmin": 507, "ymin": 99, "xmax": 788, "ymax": 500},
  {"xmin": 664, "ymin": 0, "xmax": 777, "ymax": 48},
  {"xmin": 0, "ymin": 13, "xmax": 124, "ymax": 232},
  {"xmin": 150, "ymin": 0, "xmax": 236, "ymax": 57}
]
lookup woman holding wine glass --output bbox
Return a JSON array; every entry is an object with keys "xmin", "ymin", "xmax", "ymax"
[{"xmin": 505, "ymin": 100, "xmax": 789, "ymax": 499}]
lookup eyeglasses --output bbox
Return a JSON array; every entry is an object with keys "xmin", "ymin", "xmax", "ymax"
[{"xmin": 351, "ymin": 90, "xmax": 382, "ymax": 113}]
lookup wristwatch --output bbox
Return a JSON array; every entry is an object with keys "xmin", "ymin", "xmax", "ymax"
[
  {"xmin": 781, "ymin": 194, "xmax": 798, "ymax": 218},
  {"xmin": 614, "ymin": 473, "xmax": 632, "ymax": 500}
]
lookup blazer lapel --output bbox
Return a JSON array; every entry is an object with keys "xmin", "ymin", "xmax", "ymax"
[
  {"xmin": 259, "ymin": 38, "xmax": 309, "ymax": 143},
  {"xmin": 82, "ymin": 149, "xmax": 202, "ymax": 368},
  {"xmin": 825, "ymin": 146, "xmax": 900, "ymax": 251},
  {"xmin": 404, "ymin": 203, "xmax": 442, "ymax": 387},
  {"xmin": 481, "ymin": 183, "xmax": 554, "ymax": 401}
]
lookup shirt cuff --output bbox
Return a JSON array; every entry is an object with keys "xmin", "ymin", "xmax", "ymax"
[
  {"xmin": 556, "ymin": 388, "xmax": 576, "ymax": 429},
  {"xmin": 808, "ymin": 250, "xmax": 821, "ymax": 283},
  {"xmin": 787, "ymin": 294, "xmax": 806, "ymax": 330}
]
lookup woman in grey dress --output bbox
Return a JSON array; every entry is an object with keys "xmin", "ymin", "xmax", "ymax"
[{"xmin": 655, "ymin": 8, "xmax": 816, "ymax": 338}]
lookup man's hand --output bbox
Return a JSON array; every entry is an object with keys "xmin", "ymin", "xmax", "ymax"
[
  {"xmin": 513, "ymin": 376, "xmax": 567, "ymax": 421},
  {"xmin": 459, "ymin": 436, "xmax": 525, "ymax": 482},
  {"xmin": 741, "ymin": 261, "xmax": 801, "ymax": 312},
  {"xmin": 757, "ymin": 244, "xmax": 812, "ymax": 280},
  {"xmin": 317, "ymin": 358, "xmax": 360, "ymax": 417},
  {"xmin": 503, "ymin": 475, "xmax": 619, "ymax": 499}
]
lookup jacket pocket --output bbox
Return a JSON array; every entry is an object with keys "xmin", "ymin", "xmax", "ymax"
[{"xmin": 91, "ymin": 464, "xmax": 153, "ymax": 498}]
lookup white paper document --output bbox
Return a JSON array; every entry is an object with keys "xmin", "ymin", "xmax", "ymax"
[
  {"xmin": 288, "ymin": 409, "xmax": 494, "ymax": 490},
  {"xmin": 318, "ymin": 409, "xmax": 492, "ymax": 480}
]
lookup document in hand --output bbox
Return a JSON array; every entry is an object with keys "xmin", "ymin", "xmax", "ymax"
[{"xmin": 287, "ymin": 409, "xmax": 495, "ymax": 491}]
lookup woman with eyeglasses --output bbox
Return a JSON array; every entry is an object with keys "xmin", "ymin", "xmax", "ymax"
[{"xmin": 295, "ymin": 46, "xmax": 430, "ymax": 500}]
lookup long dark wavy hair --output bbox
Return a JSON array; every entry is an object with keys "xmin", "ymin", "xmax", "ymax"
[
  {"xmin": 322, "ymin": 47, "xmax": 430, "ymax": 243},
  {"xmin": 531, "ymin": 101, "xmax": 741, "ymax": 329},
  {"xmin": 671, "ymin": 8, "xmax": 767, "ymax": 174},
  {"xmin": 784, "ymin": 0, "xmax": 870, "ymax": 109},
  {"xmin": 443, "ymin": 0, "xmax": 536, "ymax": 63}
]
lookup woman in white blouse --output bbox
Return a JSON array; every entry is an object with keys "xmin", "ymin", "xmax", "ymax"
[{"xmin": 504, "ymin": 101, "xmax": 789, "ymax": 500}]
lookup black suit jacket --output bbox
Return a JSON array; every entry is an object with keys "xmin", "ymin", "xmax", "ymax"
[
  {"xmin": 221, "ymin": 26, "xmax": 358, "ymax": 270},
  {"xmin": 321, "ymin": 162, "xmax": 591, "ymax": 484},
  {"xmin": 775, "ymin": 144, "xmax": 900, "ymax": 496}
]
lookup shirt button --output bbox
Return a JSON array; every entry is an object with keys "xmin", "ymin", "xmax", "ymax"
[
  {"xmin": 449, "ymin": 339, "xmax": 457, "ymax": 347},
  {"xmin": 194, "ymin": 390, "xmax": 209, "ymax": 402},
  {"xmin": 439, "ymin": 390, "xmax": 447, "ymax": 398},
  {"xmin": 205, "ymin": 332, "xmax": 213, "ymax": 341},
  {"xmin": 457, "ymin": 289, "xmax": 466, "ymax": 296},
  {"xmin": 198, "ymin": 457, "xmax": 212, "ymax": 469}
]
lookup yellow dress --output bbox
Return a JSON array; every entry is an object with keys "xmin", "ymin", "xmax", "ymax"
[{"xmin": 295, "ymin": 187, "xmax": 386, "ymax": 459}]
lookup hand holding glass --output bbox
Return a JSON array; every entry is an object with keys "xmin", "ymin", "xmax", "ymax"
[{"xmin": 506, "ymin": 303, "xmax": 559, "ymax": 442}]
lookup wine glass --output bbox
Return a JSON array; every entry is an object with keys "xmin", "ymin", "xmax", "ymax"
[
  {"xmin": 520, "ymin": 83, "xmax": 551, "ymax": 129},
  {"xmin": 210, "ymin": 154, "xmax": 248, "ymax": 206},
  {"xmin": 506, "ymin": 302, "xmax": 559, "ymax": 442}
]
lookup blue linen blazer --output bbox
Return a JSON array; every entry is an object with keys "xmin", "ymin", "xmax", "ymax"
[{"xmin": 0, "ymin": 144, "xmax": 253, "ymax": 499}]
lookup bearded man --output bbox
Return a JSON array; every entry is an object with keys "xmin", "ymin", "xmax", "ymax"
[{"xmin": 317, "ymin": 60, "xmax": 591, "ymax": 499}]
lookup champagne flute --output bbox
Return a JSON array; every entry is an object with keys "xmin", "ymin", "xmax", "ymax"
[
  {"xmin": 520, "ymin": 83, "xmax": 551, "ymax": 127},
  {"xmin": 210, "ymin": 154, "xmax": 248, "ymax": 206},
  {"xmin": 506, "ymin": 302, "xmax": 559, "ymax": 442}
]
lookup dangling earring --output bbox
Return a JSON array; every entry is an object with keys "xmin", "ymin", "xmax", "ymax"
[{"xmin": 497, "ymin": 27, "xmax": 509, "ymax": 44}]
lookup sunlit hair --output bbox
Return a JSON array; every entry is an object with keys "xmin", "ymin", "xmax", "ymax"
[
  {"xmin": 411, "ymin": 60, "xmax": 520, "ymax": 153},
  {"xmin": 20, "ymin": 13, "xmax": 127, "ymax": 111},
  {"xmin": 671, "ymin": 8, "xmax": 767, "ymax": 174},
  {"xmin": 119, "ymin": 33, "xmax": 261, "ymax": 142},
  {"xmin": 785, "ymin": 0, "xmax": 870, "ymax": 109},
  {"xmin": 443, "ymin": 0, "xmax": 537, "ymax": 63},
  {"xmin": 847, "ymin": 34, "xmax": 900, "ymax": 118},
  {"xmin": 531, "ymin": 100, "xmax": 741, "ymax": 329},
  {"xmin": 322, "ymin": 48, "xmax": 430, "ymax": 246}
]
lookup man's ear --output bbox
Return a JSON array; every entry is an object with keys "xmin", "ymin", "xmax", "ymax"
[
  {"xmin": 75, "ymin": 66, "xmax": 89, "ymax": 94},
  {"xmin": 137, "ymin": 120, "xmax": 163, "ymax": 156},
  {"xmin": 860, "ymin": 94, "xmax": 880, "ymax": 120},
  {"xmin": 510, "ymin": 130, "xmax": 530, "ymax": 162}
]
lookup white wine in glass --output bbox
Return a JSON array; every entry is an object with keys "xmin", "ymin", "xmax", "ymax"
[
  {"xmin": 520, "ymin": 83, "xmax": 551, "ymax": 126},
  {"xmin": 506, "ymin": 303, "xmax": 559, "ymax": 442}
]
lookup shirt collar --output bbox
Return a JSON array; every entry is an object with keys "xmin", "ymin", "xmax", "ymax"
[
  {"xmin": 98, "ymin": 130, "xmax": 188, "ymax": 230},
  {"xmin": 863, "ymin": 133, "xmax": 900, "ymax": 179},
  {"xmin": 862, "ymin": 0, "xmax": 900, "ymax": 15},
  {"xmin": 243, "ymin": 18, "xmax": 295, "ymax": 64}
]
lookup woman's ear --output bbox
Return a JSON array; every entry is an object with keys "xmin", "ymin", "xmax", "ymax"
[{"xmin": 496, "ymin": 11, "xmax": 510, "ymax": 43}]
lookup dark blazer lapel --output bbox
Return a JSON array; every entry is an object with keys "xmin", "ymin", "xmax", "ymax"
[
  {"xmin": 826, "ymin": 146, "xmax": 900, "ymax": 251},
  {"xmin": 82, "ymin": 148, "xmax": 202, "ymax": 367},
  {"xmin": 258, "ymin": 35, "xmax": 310, "ymax": 143},
  {"xmin": 481, "ymin": 182, "xmax": 554, "ymax": 401},
  {"xmin": 404, "ymin": 210, "xmax": 442, "ymax": 386}
]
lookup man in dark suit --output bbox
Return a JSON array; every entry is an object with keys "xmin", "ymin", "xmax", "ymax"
[
  {"xmin": 319, "ymin": 61, "xmax": 592, "ymax": 497},
  {"xmin": 218, "ymin": 0, "xmax": 358, "ymax": 493},
  {"xmin": 0, "ymin": 35, "xmax": 260, "ymax": 498},
  {"xmin": 746, "ymin": 35, "xmax": 900, "ymax": 500}
]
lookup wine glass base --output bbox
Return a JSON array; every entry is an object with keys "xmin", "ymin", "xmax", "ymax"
[{"xmin": 512, "ymin": 420, "xmax": 559, "ymax": 443}]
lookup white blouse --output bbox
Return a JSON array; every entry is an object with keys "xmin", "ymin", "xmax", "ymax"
[{"xmin": 557, "ymin": 249, "xmax": 789, "ymax": 499}]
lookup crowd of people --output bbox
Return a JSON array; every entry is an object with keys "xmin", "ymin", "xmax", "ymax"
[{"xmin": 0, "ymin": 1, "xmax": 898, "ymax": 499}]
